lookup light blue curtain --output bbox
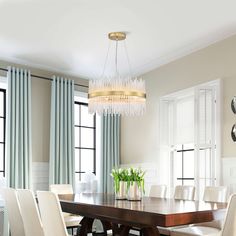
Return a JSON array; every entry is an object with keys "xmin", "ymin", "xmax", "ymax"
[
  {"xmin": 7, "ymin": 67, "xmax": 32, "ymax": 189},
  {"xmin": 101, "ymin": 114, "xmax": 120, "ymax": 193},
  {"xmin": 49, "ymin": 76, "xmax": 75, "ymax": 187}
]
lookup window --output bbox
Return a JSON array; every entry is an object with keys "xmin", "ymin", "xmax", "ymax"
[
  {"xmin": 174, "ymin": 144, "xmax": 195, "ymax": 186},
  {"xmin": 74, "ymin": 97, "xmax": 96, "ymax": 181},
  {"xmin": 0, "ymin": 88, "xmax": 6, "ymax": 177},
  {"xmin": 159, "ymin": 80, "xmax": 220, "ymax": 199}
]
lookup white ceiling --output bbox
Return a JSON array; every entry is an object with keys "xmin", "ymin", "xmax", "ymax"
[{"xmin": 0, "ymin": 0, "xmax": 236, "ymax": 80}]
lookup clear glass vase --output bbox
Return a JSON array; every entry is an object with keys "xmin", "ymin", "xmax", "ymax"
[
  {"xmin": 127, "ymin": 181, "xmax": 142, "ymax": 201},
  {"xmin": 115, "ymin": 181, "xmax": 127, "ymax": 200}
]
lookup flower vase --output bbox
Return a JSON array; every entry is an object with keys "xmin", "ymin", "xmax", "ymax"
[
  {"xmin": 115, "ymin": 181, "xmax": 127, "ymax": 200},
  {"xmin": 127, "ymin": 181, "xmax": 142, "ymax": 201}
]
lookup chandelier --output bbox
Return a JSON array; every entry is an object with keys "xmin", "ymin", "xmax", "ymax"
[{"xmin": 88, "ymin": 32, "xmax": 146, "ymax": 116}]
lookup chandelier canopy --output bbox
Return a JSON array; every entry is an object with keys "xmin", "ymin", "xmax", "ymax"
[{"xmin": 88, "ymin": 32, "xmax": 146, "ymax": 116}]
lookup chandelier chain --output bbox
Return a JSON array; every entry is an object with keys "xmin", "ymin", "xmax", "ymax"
[
  {"xmin": 101, "ymin": 40, "xmax": 111, "ymax": 78},
  {"xmin": 124, "ymin": 40, "xmax": 133, "ymax": 77},
  {"xmin": 115, "ymin": 39, "xmax": 119, "ymax": 76}
]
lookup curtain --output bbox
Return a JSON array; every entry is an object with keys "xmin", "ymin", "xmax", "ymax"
[
  {"xmin": 101, "ymin": 114, "xmax": 120, "ymax": 193},
  {"xmin": 7, "ymin": 67, "xmax": 32, "ymax": 189},
  {"xmin": 49, "ymin": 76, "xmax": 75, "ymax": 187}
]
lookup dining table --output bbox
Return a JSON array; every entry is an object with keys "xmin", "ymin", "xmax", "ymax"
[{"xmin": 59, "ymin": 193, "xmax": 227, "ymax": 236}]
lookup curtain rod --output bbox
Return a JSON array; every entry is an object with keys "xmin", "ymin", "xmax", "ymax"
[{"xmin": 0, "ymin": 67, "xmax": 89, "ymax": 88}]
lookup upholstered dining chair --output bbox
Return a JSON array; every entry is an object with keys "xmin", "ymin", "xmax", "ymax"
[
  {"xmin": 50, "ymin": 184, "xmax": 74, "ymax": 195},
  {"xmin": 157, "ymin": 185, "xmax": 195, "ymax": 235},
  {"xmin": 49, "ymin": 184, "xmax": 82, "ymax": 234},
  {"xmin": 190, "ymin": 186, "xmax": 228, "ymax": 230},
  {"xmin": 203, "ymin": 186, "xmax": 228, "ymax": 203},
  {"xmin": 37, "ymin": 191, "xmax": 71, "ymax": 236},
  {"xmin": 170, "ymin": 193, "xmax": 236, "ymax": 236},
  {"xmin": 174, "ymin": 185, "xmax": 195, "ymax": 201},
  {"xmin": 17, "ymin": 189, "xmax": 44, "ymax": 236},
  {"xmin": 1, "ymin": 188, "xmax": 25, "ymax": 236},
  {"xmin": 149, "ymin": 185, "xmax": 167, "ymax": 198}
]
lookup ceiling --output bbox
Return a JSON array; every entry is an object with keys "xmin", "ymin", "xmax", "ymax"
[{"xmin": 0, "ymin": 0, "xmax": 236, "ymax": 80}]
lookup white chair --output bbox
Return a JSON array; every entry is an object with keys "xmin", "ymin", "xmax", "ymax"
[
  {"xmin": 17, "ymin": 189, "xmax": 44, "ymax": 236},
  {"xmin": 75, "ymin": 181, "xmax": 87, "ymax": 194},
  {"xmin": 82, "ymin": 172, "xmax": 98, "ymax": 193},
  {"xmin": 37, "ymin": 191, "xmax": 70, "ymax": 236},
  {"xmin": 50, "ymin": 184, "xmax": 74, "ymax": 195},
  {"xmin": 0, "ymin": 177, "xmax": 6, "ymax": 189},
  {"xmin": 174, "ymin": 185, "xmax": 195, "ymax": 200},
  {"xmin": 190, "ymin": 186, "xmax": 228, "ymax": 230},
  {"xmin": 49, "ymin": 184, "xmax": 82, "ymax": 234},
  {"xmin": 76, "ymin": 176, "xmax": 104, "ymax": 234},
  {"xmin": 157, "ymin": 185, "xmax": 195, "ymax": 235},
  {"xmin": 170, "ymin": 193, "xmax": 236, "ymax": 236},
  {"xmin": 203, "ymin": 186, "xmax": 228, "ymax": 203},
  {"xmin": 1, "ymin": 188, "xmax": 25, "ymax": 236},
  {"xmin": 149, "ymin": 185, "xmax": 167, "ymax": 198}
]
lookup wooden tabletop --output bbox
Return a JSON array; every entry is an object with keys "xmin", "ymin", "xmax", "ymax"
[{"xmin": 59, "ymin": 193, "xmax": 227, "ymax": 228}]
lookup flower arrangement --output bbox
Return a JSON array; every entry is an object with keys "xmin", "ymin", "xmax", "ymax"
[
  {"xmin": 126, "ymin": 168, "xmax": 145, "ymax": 194},
  {"xmin": 111, "ymin": 167, "xmax": 145, "ymax": 200},
  {"xmin": 111, "ymin": 168, "xmax": 128, "ymax": 193}
]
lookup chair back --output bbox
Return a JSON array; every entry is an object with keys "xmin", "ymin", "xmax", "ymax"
[
  {"xmin": 37, "ymin": 191, "xmax": 68, "ymax": 236},
  {"xmin": 49, "ymin": 184, "xmax": 73, "ymax": 194},
  {"xmin": 82, "ymin": 172, "xmax": 98, "ymax": 193},
  {"xmin": 149, "ymin": 185, "xmax": 167, "ymax": 198},
  {"xmin": 174, "ymin": 185, "xmax": 195, "ymax": 200},
  {"xmin": 222, "ymin": 194, "xmax": 236, "ymax": 236},
  {"xmin": 17, "ymin": 189, "xmax": 44, "ymax": 236},
  {"xmin": 1, "ymin": 188, "xmax": 25, "ymax": 236},
  {"xmin": 203, "ymin": 186, "xmax": 228, "ymax": 203}
]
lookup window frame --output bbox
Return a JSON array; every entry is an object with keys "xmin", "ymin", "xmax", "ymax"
[
  {"xmin": 74, "ymin": 101, "xmax": 96, "ymax": 180},
  {"xmin": 0, "ymin": 88, "xmax": 6, "ymax": 177}
]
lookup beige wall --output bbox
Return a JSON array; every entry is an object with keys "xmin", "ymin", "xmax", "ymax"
[
  {"xmin": 121, "ymin": 34, "xmax": 236, "ymax": 164},
  {"xmin": 31, "ymin": 78, "xmax": 51, "ymax": 162},
  {"xmin": 0, "ymin": 60, "xmax": 88, "ymax": 162}
]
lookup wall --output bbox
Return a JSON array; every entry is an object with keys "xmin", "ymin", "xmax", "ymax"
[
  {"xmin": 121, "ymin": 34, "xmax": 236, "ymax": 164},
  {"xmin": 0, "ymin": 59, "xmax": 88, "ymax": 163},
  {"xmin": 31, "ymin": 78, "xmax": 51, "ymax": 162}
]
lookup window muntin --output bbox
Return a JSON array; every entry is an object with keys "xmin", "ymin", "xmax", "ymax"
[{"xmin": 74, "ymin": 101, "xmax": 96, "ymax": 181}]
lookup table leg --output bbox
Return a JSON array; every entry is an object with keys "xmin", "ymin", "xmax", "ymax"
[
  {"xmin": 141, "ymin": 227, "xmax": 160, "ymax": 236},
  {"xmin": 77, "ymin": 218, "xmax": 159, "ymax": 236},
  {"xmin": 111, "ymin": 223, "xmax": 131, "ymax": 236},
  {"xmin": 100, "ymin": 220, "xmax": 112, "ymax": 235},
  {"xmin": 77, "ymin": 217, "xmax": 94, "ymax": 236}
]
